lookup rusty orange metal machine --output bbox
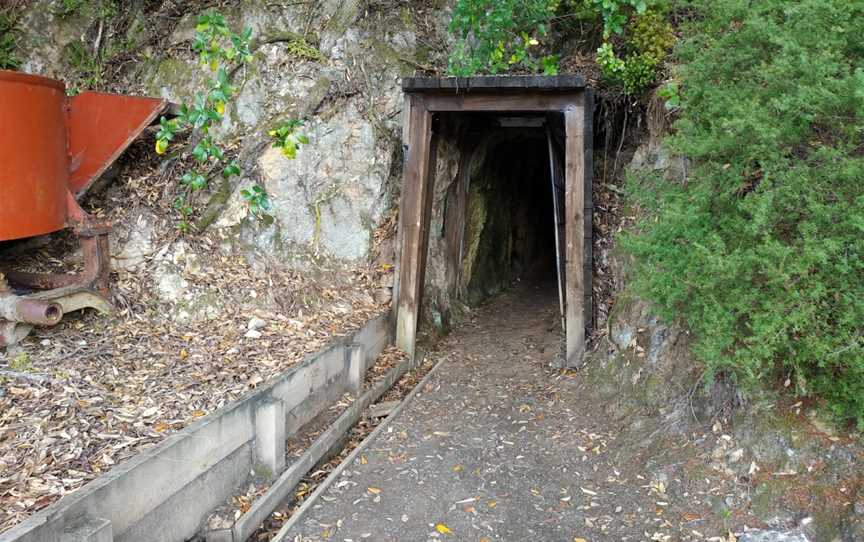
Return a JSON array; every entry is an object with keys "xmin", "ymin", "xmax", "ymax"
[{"xmin": 0, "ymin": 69, "xmax": 169, "ymax": 345}]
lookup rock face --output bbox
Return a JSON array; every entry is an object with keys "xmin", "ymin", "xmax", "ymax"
[
  {"xmin": 12, "ymin": 0, "xmax": 448, "ymax": 320},
  {"xmin": 738, "ymin": 531, "xmax": 809, "ymax": 542},
  {"xmin": 254, "ymin": 99, "xmax": 391, "ymax": 262}
]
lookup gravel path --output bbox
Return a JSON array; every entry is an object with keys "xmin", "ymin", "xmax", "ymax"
[{"xmin": 285, "ymin": 282, "xmax": 742, "ymax": 541}]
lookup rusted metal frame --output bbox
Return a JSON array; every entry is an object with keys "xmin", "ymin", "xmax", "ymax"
[
  {"xmin": 395, "ymin": 95, "xmax": 436, "ymax": 361},
  {"xmin": 5, "ymin": 193, "xmax": 111, "ymax": 294},
  {"xmin": 564, "ymin": 96, "xmax": 588, "ymax": 366},
  {"xmin": 0, "ymin": 277, "xmax": 63, "ymax": 346}
]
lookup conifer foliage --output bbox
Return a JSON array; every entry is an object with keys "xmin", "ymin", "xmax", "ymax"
[{"xmin": 623, "ymin": 0, "xmax": 864, "ymax": 426}]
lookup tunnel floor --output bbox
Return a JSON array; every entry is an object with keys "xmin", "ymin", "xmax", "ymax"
[{"xmin": 285, "ymin": 281, "xmax": 730, "ymax": 541}]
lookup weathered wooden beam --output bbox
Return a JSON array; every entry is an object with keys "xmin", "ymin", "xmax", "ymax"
[
  {"xmin": 402, "ymin": 75, "xmax": 587, "ymax": 92},
  {"xmin": 395, "ymin": 97, "xmax": 434, "ymax": 361},
  {"xmin": 582, "ymin": 88, "xmax": 595, "ymax": 331},
  {"xmin": 420, "ymin": 93, "xmax": 579, "ymax": 113},
  {"xmin": 564, "ymin": 99, "xmax": 587, "ymax": 366}
]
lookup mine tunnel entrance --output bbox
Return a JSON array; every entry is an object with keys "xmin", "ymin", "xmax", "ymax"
[
  {"xmin": 434, "ymin": 114, "xmax": 564, "ymax": 321},
  {"xmin": 394, "ymin": 76, "xmax": 593, "ymax": 367}
]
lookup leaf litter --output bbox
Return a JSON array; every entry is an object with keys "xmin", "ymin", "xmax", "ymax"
[{"xmin": 0, "ymin": 138, "xmax": 397, "ymax": 533}]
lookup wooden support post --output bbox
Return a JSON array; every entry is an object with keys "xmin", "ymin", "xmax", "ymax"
[
  {"xmin": 395, "ymin": 97, "xmax": 434, "ymax": 361},
  {"xmin": 564, "ymin": 99, "xmax": 586, "ymax": 366}
]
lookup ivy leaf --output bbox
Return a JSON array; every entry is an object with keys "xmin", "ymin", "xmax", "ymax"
[
  {"xmin": 542, "ymin": 55, "xmax": 559, "ymax": 76},
  {"xmin": 192, "ymin": 143, "xmax": 208, "ymax": 163},
  {"xmin": 190, "ymin": 173, "xmax": 207, "ymax": 190},
  {"xmin": 223, "ymin": 162, "xmax": 241, "ymax": 178}
]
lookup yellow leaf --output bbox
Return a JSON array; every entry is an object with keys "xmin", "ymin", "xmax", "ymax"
[
  {"xmin": 435, "ymin": 523, "xmax": 452, "ymax": 535},
  {"xmin": 360, "ymin": 455, "xmax": 368, "ymax": 465},
  {"xmin": 180, "ymin": 349, "xmax": 189, "ymax": 360},
  {"xmin": 529, "ymin": 38, "xmax": 540, "ymax": 46},
  {"xmin": 191, "ymin": 409, "xmax": 206, "ymax": 418},
  {"xmin": 367, "ymin": 487, "xmax": 381, "ymax": 494},
  {"xmin": 487, "ymin": 500, "xmax": 497, "ymax": 508},
  {"xmin": 153, "ymin": 422, "xmax": 169, "ymax": 433},
  {"xmin": 155, "ymin": 139, "xmax": 168, "ymax": 155},
  {"xmin": 215, "ymin": 101, "xmax": 225, "ymax": 115},
  {"xmin": 452, "ymin": 464, "xmax": 462, "ymax": 472}
]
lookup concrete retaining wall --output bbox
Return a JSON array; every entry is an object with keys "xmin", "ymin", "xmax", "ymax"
[{"xmin": 0, "ymin": 312, "xmax": 393, "ymax": 542}]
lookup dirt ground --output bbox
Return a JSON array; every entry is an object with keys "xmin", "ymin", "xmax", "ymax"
[{"xmin": 284, "ymin": 281, "xmax": 857, "ymax": 542}]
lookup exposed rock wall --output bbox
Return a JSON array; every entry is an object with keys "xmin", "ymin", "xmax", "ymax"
[{"xmin": 13, "ymin": 0, "xmax": 451, "ymax": 320}]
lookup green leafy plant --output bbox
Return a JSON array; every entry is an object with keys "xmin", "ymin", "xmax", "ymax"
[
  {"xmin": 622, "ymin": 0, "xmax": 864, "ymax": 426},
  {"xmin": 54, "ymin": 0, "xmax": 117, "ymax": 20},
  {"xmin": 268, "ymin": 120, "xmax": 309, "ymax": 159},
  {"xmin": 656, "ymin": 80, "xmax": 680, "ymax": 111},
  {"xmin": 591, "ymin": 0, "xmax": 646, "ymax": 38},
  {"xmin": 0, "ymin": 8, "xmax": 21, "ymax": 70},
  {"xmin": 10, "ymin": 352, "xmax": 32, "ymax": 372},
  {"xmin": 446, "ymin": 0, "xmax": 671, "ymax": 90},
  {"xmin": 62, "ymin": 41, "xmax": 104, "ymax": 94},
  {"xmin": 154, "ymin": 11, "xmax": 252, "ymax": 232},
  {"xmin": 240, "ymin": 185, "xmax": 273, "ymax": 223},
  {"xmin": 54, "ymin": 0, "xmax": 86, "ymax": 18},
  {"xmin": 284, "ymin": 37, "xmax": 326, "ymax": 62},
  {"xmin": 447, "ymin": 0, "xmax": 560, "ymax": 76},
  {"xmin": 596, "ymin": 8, "xmax": 674, "ymax": 94}
]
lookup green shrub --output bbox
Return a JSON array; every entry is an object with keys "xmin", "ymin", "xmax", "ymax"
[
  {"xmin": 622, "ymin": 0, "xmax": 864, "ymax": 426},
  {"xmin": 446, "ymin": 0, "xmax": 673, "ymax": 87},
  {"xmin": 0, "ymin": 8, "xmax": 21, "ymax": 69},
  {"xmin": 596, "ymin": 8, "xmax": 674, "ymax": 94},
  {"xmin": 447, "ymin": 0, "xmax": 560, "ymax": 75}
]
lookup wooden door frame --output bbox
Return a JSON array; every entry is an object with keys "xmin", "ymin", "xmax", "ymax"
[{"xmin": 393, "ymin": 76, "xmax": 593, "ymax": 366}]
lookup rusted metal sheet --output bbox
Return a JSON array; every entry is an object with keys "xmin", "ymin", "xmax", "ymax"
[
  {"xmin": 0, "ymin": 71, "xmax": 69, "ymax": 241},
  {"xmin": 0, "ymin": 69, "xmax": 167, "ymax": 345},
  {"xmin": 0, "ymin": 70, "xmax": 167, "ymax": 241},
  {"xmin": 67, "ymin": 92, "xmax": 167, "ymax": 196}
]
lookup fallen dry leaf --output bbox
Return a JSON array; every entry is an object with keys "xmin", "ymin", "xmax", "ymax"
[{"xmin": 435, "ymin": 523, "xmax": 452, "ymax": 535}]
